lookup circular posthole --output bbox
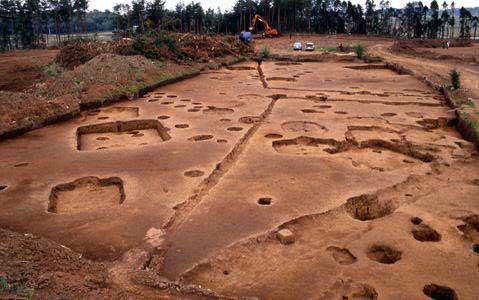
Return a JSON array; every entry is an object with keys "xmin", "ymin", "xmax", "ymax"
[
  {"xmin": 14, "ymin": 162, "xmax": 29, "ymax": 167},
  {"xmin": 412, "ymin": 224, "xmax": 441, "ymax": 242},
  {"xmin": 423, "ymin": 284, "xmax": 458, "ymax": 300},
  {"xmin": 0, "ymin": 185, "xmax": 7, "ymax": 191},
  {"xmin": 265, "ymin": 133, "xmax": 283, "ymax": 139},
  {"xmin": 175, "ymin": 124, "xmax": 190, "ymax": 129},
  {"xmin": 96, "ymin": 137, "xmax": 110, "ymax": 141},
  {"xmin": 258, "ymin": 198, "xmax": 273, "ymax": 206},
  {"xmin": 98, "ymin": 116, "xmax": 109, "ymax": 120},
  {"xmin": 184, "ymin": 170, "xmax": 205, "ymax": 178},
  {"xmin": 367, "ymin": 244, "xmax": 402, "ymax": 264},
  {"xmin": 217, "ymin": 139, "xmax": 228, "ymax": 143},
  {"xmin": 410, "ymin": 216, "xmax": 423, "ymax": 225},
  {"xmin": 473, "ymin": 244, "xmax": 479, "ymax": 254},
  {"xmin": 158, "ymin": 115, "xmax": 170, "ymax": 120},
  {"xmin": 227, "ymin": 127, "xmax": 243, "ymax": 132},
  {"xmin": 189, "ymin": 135, "xmax": 214, "ymax": 142}
]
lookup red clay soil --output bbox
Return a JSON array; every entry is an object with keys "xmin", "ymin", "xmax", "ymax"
[
  {"xmin": 0, "ymin": 228, "xmax": 122, "ymax": 299},
  {"xmin": 0, "ymin": 50, "xmax": 58, "ymax": 92}
]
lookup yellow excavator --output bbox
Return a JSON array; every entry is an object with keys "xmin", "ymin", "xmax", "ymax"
[{"xmin": 249, "ymin": 14, "xmax": 280, "ymax": 38}]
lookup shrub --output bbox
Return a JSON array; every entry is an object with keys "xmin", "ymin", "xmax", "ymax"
[
  {"xmin": 450, "ymin": 69, "xmax": 461, "ymax": 90},
  {"xmin": 355, "ymin": 43, "xmax": 365, "ymax": 59},
  {"xmin": 260, "ymin": 46, "xmax": 271, "ymax": 58}
]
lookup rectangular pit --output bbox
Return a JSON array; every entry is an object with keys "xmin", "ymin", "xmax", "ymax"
[{"xmin": 76, "ymin": 120, "xmax": 171, "ymax": 151}]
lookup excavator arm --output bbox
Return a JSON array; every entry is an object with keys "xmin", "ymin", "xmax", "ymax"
[
  {"xmin": 249, "ymin": 14, "xmax": 279, "ymax": 37},
  {"xmin": 250, "ymin": 14, "xmax": 272, "ymax": 32}
]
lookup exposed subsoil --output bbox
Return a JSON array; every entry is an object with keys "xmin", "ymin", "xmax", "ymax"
[{"xmin": 1, "ymin": 50, "xmax": 479, "ymax": 299}]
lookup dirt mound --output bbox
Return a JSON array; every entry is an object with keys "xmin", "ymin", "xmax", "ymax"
[
  {"xmin": 0, "ymin": 228, "xmax": 127, "ymax": 299},
  {"xmin": 0, "ymin": 54, "xmax": 190, "ymax": 138},
  {"xmin": 56, "ymin": 33, "xmax": 253, "ymax": 69},
  {"xmin": 393, "ymin": 39, "xmax": 473, "ymax": 51},
  {"xmin": 55, "ymin": 40, "xmax": 127, "ymax": 70},
  {"xmin": 0, "ymin": 50, "xmax": 58, "ymax": 92},
  {"xmin": 43, "ymin": 54, "xmax": 168, "ymax": 106},
  {"xmin": 0, "ymin": 91, "xmax": 78, "ymax": 138},
  {"xmin": 391, "ymin": 39, "xmax": 474, "ymax": 60},
  {"xmin": 118, "ymin": 33, "xmax": 253, "ymax": 63}
]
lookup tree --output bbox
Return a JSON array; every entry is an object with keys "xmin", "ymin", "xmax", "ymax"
[
  {"xmin": 146, "ymin": 0, "xmax": 164, "ymax": 29},
  {"xmin": 459, "ymin": 6, "xmax": 472, "ymax": 39},
  {"xmin": 440, "ymin": 1, "xmax": 449, "ymax": 39},
  {"xmin": 132, "ymin": 0, "xmax": 145, "ymax": 33},
  {"xmin": 450, "ymin": 1, "xmax": 455, "ymax": 39},
  {"xmin": 473, "ymin": 16, "xmax": 478, "ymax": 40},
  {"xmin": 429, "ymin": 0, "xmax": 439, "ymax": 38}
]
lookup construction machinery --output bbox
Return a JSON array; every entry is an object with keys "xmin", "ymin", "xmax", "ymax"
[{"xmin": 249, "ymin": 14, "xmax": 280, "ymax": 38}]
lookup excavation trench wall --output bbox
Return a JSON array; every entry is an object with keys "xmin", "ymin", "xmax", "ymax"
[
  {"xmin": 383, "ymin": 60, "xmax": 479, "ymax": 149},
  {"xmin": 76, "ymin": 119, "xmax": 171, "ymax": 151}
]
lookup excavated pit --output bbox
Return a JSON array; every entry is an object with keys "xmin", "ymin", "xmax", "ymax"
[
  {"xmin": 366, "ymin": 244, "xmax": 402, "ymax": 264},
  {"xmin": 48, "ymin": 176, "xmax": 125, "ymax": 213},
  {"xmin": 76, "ymin": 120, "xmax": 170, "ymax": 151},
  {"xmin": 345, "ymin": 194, "xmax": 395, "ymax": 221},
  {"xmin": 412, "ymin": 223, "xmax": 442, "ymax": 242},
  {"xmin": 423, "ymin": 284, "xmax": 458, "ymax": 300},
  {"xmin": 272, "ymin": 136, "xmax": 345, "ymax": 155}
]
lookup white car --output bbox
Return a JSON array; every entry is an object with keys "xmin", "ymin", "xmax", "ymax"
[
  {"xmin": 293, "ymin": 42, "xmax": 302, "ymax": 51},
  {"xmin": 305, "ymin": 42, "xmax": 315, "ymax": 51}
]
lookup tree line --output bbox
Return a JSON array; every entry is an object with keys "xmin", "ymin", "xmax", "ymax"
[{"xmin": 1, "ymin": 0, "xmax": 478, "ymax": 51}]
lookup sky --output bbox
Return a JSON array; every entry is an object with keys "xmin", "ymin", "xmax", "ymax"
[{"xmin": 89, "ymin": 0, "xmax": 478, "ymax": 12}]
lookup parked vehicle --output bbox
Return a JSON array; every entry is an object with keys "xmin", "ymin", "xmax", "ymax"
[
  {"xmin": 305, "ymin": 42, "xmax": 315, "ymax": 51},
  {"xmin": 293, "ymin": 42, "xmax": 302, "ymax": 51}
]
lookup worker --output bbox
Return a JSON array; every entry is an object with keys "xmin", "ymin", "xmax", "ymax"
[
  {"xmin": 339, "ymin": 43, "xmax": 344, "ymax": 52},
  {"xmin": 289, "ymin": 33, "xmax": 292, "ymax": 40}
]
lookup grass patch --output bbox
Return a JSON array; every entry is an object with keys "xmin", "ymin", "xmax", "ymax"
[
  {"xmin": 45, "ymin": 63, "xmax": 61, "ymax": 78},
  {"xmin": 450, "ymin": 69, "xmax": 461, "ymax": 90},
  {"xmin": 355, "ymin": 43, "xmax": 365, "ymax": 59},
  {"xmin": 259, "ymin": 46, "xmax": 271, "ymax": 58},
  {"xmin": 0, "ymin": 277, "xmax": 35, "ymax": 300},
  {"xmin": 318, "ymin": 46, "xmax": 339, "ymax": 53}
]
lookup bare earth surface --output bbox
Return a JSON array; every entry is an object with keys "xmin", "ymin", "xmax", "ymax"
[
  {"xmin": 1, "ymin": 53, "xmax": 479, "ymax": 299},
  {"xmin": 0, "ymin": 50, "xmax": 58, "ymax": 92}
]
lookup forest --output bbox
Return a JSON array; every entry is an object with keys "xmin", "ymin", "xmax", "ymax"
[{"xmin": 0, "ymin": 0, "xmax": 478, "ymax": 50}]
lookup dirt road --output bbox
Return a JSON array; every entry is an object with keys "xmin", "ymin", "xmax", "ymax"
[
  {"xmin": 1, "ymin": 59, "xmax": 478, "ymax": 299},
  {"xmin": 371, "ymin": 42, "xmax": 479, "ymax": 106}
]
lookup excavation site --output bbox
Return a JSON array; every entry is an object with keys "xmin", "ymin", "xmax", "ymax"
[{"xmin": 1, "ymin": 55, "xmax": 478, "ymax": 299}]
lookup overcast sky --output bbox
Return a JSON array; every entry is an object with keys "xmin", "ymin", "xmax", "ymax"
[{"xmin": 89, "ymin": 0, "xmax": 478, "ymax": 12}]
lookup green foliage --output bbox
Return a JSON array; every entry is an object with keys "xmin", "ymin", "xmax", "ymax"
[
  {"xmin": 124, "ymin": 32, "xmax": 183, "ymax": 61},
  {"xmin": 450, "ymin": 69, "xmax": 461, "ymax": 90},
  {"xmin": 0, "ymin": 278, "xmax": 34, "ymax": 300},
  {"xmin": 60, "ymin": 36, "xmax": 97, "ymax": 47},
  {"xmin": 0, "ymin": 277, "xmax": 8, "ymax": 291},
  {"xmin": 45, "ymin": 64, "xmax": 61, "ymax": 78},
  {"xmin": 319, "ymin": 46, "xmax": 340, "ymax": 53},
  {"xmin": 355, "ymin": 44, "xmax": 365, "ymax": 59},
  {"xmin": 259, "ymin": 46, "xmax": 271, "ymax": 58}
]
